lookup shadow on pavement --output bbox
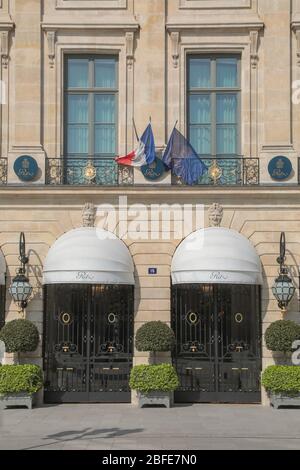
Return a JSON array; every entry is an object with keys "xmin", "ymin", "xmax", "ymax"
[{"xmin": 22, "ymin": 427, "xmax": 144, "ymax": 450}]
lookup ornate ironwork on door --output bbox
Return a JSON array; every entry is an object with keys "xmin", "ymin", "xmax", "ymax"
[
  {"xmin": 43, "ymin": 284, "xmax": 134, "ymax": 403},
  {"xmin": 172, "ymin": 284, "xmax": 262, "ymax": 403}
]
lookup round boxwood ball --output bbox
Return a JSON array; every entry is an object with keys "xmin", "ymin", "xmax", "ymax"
[
  {"xmin": 135, "ymin": 321, "xmax": 175, "ymax": 352},
  {"xmin": 265, "ymin": 320, "xmax": 300, "ymax": 353},
  {"xmin": 0, "ymin": 319, "xmax": 39, "ymax": 353}
]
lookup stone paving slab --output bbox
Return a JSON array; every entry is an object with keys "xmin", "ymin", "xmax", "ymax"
[{"xmin": 1, "ymin": 404, "xmax": 300, "ymax": 450}]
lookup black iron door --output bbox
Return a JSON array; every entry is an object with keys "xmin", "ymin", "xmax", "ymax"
[
  {"xmin": 43, "ymin": 284, "xmax": 134, "ymax": 403},
  {"xmin": 172, "ymin": 284, "xmax": 262, "ymax": 403}
]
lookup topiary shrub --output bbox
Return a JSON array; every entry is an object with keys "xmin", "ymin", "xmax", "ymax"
[
  {"xmin": 265, "ymin": 320, "xmax": 300, "ymax": 353},
  {"xmin": 262, "ymin": 365, "xmax": 300, "ymax": 395},
  {"xmin": 0, "ymin": 319, "xmax": 39, "ymax": 353},
  {"xmin": 135, "ymin": 321, "xmax": 175, "ymax": 352},
  {"xmin": 129, "ymin": 364, "xmax": 179, "ymax": 393},
  {"xmin": 0, "ymin": 364, "xmax": 43, "ymax": 395}
]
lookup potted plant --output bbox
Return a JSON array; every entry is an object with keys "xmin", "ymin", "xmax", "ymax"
[
  {"xmin": 129, "ymin": 363, "xmax": 179, "ymax": 408},
  {"xmin": 262, "ymin": 365, "xmax": 300, "ymax": 409},
  {"xmin": 131, "ymin": 321, "xmax": 179, "ymax": 407},
  {"xmin": 0, "ymin": 364, "xmax": 43, "ymax": 409},
  {"xmin": 0, "ymin": 319, "xmax": 40, "ymax": 364},
  {"xmin": 265, "ymin": 320, "xmax": 300, "ymax": 362}
]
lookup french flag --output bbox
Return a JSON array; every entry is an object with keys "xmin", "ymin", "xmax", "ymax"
[{"xmin": 116, "ymin": 123, "xmax": 156, "ymax": 167}]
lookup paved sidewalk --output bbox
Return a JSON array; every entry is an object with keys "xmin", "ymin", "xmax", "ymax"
[{"xmin": 1, "ymin": 404, "xmax": 300, "ymax": 450}]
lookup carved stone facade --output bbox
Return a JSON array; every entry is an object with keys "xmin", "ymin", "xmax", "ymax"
[{"xmin": 0, "ymin": 1, "xmax": 300, "ymax": 406}]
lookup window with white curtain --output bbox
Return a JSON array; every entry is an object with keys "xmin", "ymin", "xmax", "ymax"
[
  {"xmin": 65, "ymin": 55, "xmax": 118, "ymax": 160},
  {"xmin": 187, "ymin": 55, "xmax": 241, "ymax": 158}
]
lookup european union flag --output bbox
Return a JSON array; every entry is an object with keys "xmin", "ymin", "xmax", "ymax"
[{"xmin": 163, "ymin": 128, "xmax": 208, "ymax": 185}]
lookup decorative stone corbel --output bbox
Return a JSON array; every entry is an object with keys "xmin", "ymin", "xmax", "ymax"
[
  {"xmin": 1, "ymin": 31, "xmax": 9, "ymax": 69},
  {"xmin": 250, "ymin": 30, "xmax": 259, "ymax": 69},
  {"xmin": 47, "ymin": 31, "xmax": 56, "ymax": 68},
  {"xmin": 170, "ymin": 31, "xmax": 180, "ymax": 69},
  {"xmin": 126, "ymin": 31, "xmax": 135, "ymax": 70},
  {"xmin": 208, "ymin": 203, "xmax": 224, "ymax": 228}
]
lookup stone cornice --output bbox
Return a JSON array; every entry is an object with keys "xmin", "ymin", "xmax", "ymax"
[
  {"xmin": 0, "ymin": 186, "xmax": 299, "ymax": 204},
  {"xmin": 166, "ymin": 16, "xmax": 264, "ymax": 33},
  {"xmin": 41, "ymin": 22, "xmax": 139, "ymax": 33}
]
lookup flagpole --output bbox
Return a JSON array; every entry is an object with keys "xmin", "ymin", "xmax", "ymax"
[{"xmin": 132, "ymin": 118, "xmax": 139, "ymax": 142}]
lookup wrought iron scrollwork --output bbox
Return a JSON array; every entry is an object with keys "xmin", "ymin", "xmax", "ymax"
[
  {"xmin": 0, "ymin": 158, "xmax": 7, "ymax": 185},
  {"xmin": 45, "ymin": 157, "xmax": 134, "ymax": 186},
  {"xmin": 99, "ymin": 342, "xmax": 124, "ymax": 354},
  {"xmin": 54, "ymin": 342, "xmax": 78, "ymax": 354},
  {"xmin": 182, "ymin": 341, "xmax": 204, "ymax": 353},
  {"xmin": 172, "ymin": 157, "xmax": 259, "ymax": 186}
]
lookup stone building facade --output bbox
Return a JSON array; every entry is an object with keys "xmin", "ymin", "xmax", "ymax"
[{"xmin": 0, "ymin": 0, "xmax": 300, "ymax": 405}]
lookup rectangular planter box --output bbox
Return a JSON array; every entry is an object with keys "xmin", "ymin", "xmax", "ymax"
[
  {"xmin": 0, "ymin": 392, "xmax": 36, "ymax": 410},
  {"xmin": 137, "ymin": 391, "xmax": 173, "ymax": 408},
  {"xmin": 270, "ymin": 392, "xmax": 300, "ymax": 409}
]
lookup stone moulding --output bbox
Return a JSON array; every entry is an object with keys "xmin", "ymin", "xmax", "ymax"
[
  {"xmin": 0, "ymin": 23, "xmax": 14, "ymax": 69},
  {"xmin": 292, "ymin": 22, "xmax": 300, "ymax": 66},
  {"xmin": 166, "ymin": 17, "xmax": 264, "ymax": 33}
]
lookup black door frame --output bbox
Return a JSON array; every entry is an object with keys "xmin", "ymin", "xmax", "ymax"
[
  {"xmin": 172, "ymin": 283, "xmax": 262, "ymax": 404},
  {"xmin": 0, "ymin": 284, "xmax": 5, "ymax": 330},
  {"xmin": 43, "ymin": 284, "xmax": 134, "ymax": 403}
]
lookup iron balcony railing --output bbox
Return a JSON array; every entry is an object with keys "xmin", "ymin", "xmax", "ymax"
[
  {"xmin": 45, "ymin": 156, "xmax": 259, "ymax": 187},
  {"xmin": 171, "ymin": 156, "xmax": 260, "ymax": 186},
  {"xmin": 0, "ymin": 158, "xmax": 7, "ymax": 185},
  {"xmin": 45, "ymin": 157, "xmax": 134, "ymax": 186}
]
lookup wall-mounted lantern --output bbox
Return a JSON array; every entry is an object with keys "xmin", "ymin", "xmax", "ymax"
[
  {"xmin": 9, "ymin": 232, "xmax": 32, "ymax": 314},
  {"xmin": 272, "ymin": 232, "xmax": 295, "ymax": 316}
]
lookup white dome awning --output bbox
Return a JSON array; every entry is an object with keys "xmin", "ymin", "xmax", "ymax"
[
  {"xmin": 172, "ymin": 228, "xmax": 263, "ymax": 286},
  {"xmin": 0, "ymin": 250, "xmax": 5, "ymax": 285},
  {"xmin": 43, "ymin": 228, "xmax": 135, "ymax": 285}
]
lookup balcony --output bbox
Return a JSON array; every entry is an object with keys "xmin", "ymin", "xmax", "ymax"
[
  {"xmin": 0, "ymin": 158, "xmax": 7, "ymax": 185},
  {"xmin": 172, "ymin": 157, "xmax": 260, "ymax": 186},
  {"xmin": 45, "ymin": 157, "xmax": 134, "ymax": 186},
  {"xmin": 45, "ymin": 156, "xmax": 259, "ymax": 187}
]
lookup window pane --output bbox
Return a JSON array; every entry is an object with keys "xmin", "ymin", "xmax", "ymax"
[
  {"xmin": 190, "ymin": 126, "xmax": 211, "ymax": 155},
  {"xmin": 189, "ymin": 58, "xmax": 211, "ymax": 88},
  {"xmin": 95, "ymin": 95, "xmax": 116, "ymax": 123},
  {"xmin": 68, "ymin": 95, "xmax": 88, "ymax": 123},
  {"xmin": 67, "ymin": 126, "xmax": 89, "ymax": 154},
  {"xmin": 95, "ymin": 125, "xmax": 116, "ymax": 154},
  {"xmin": 217, "ymin": 94, "xmax": 237, "ymax": 124},
  {"xmin": 68, "ymin": 59, "xmax": 89, "ymax": 88},
  {"xmin": 189, "ymin": 95, "xmax": 211, "ymax": 124},
  {"xmin": 217, "ymin": 125, "xmax": 237, "ymax": 155},
  {"xmin": 217, "ymin": 58, "xmax": 238, "ymax": 88},
  {"xmin": 95, "ymin": 58, "xmax": 116, "ymax": 88}
]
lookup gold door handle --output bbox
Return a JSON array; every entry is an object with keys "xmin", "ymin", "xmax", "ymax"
[
  {"xmin": 195, "ymin": 368, "xmax": 203, "ymax": 371},
  {"xmin": 241, "ymin": 368, "xmax": 249, "ymax": 371},
  {"xmin": 66, "ymin": 368, "xmax": 74, "ymax": 371},
  {"xmin": 232, "ymin": 368, "xmax": 240, "ymax": 371},
  {"xmin": 57, "ymin": 368, "xmax": 63, "ymax": 371}
]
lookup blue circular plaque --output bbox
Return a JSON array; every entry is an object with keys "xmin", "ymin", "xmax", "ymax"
[
  {"xmin": 14, "ymin": 155, "xmax": 38, "ymax": 182},
  {"xmin": 268, "ymin": 156, "xmax": 292, "ymax": 181},
  {"xmin": 141, "ymin": 158, "xmax": 165, "ymax": 181}
]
